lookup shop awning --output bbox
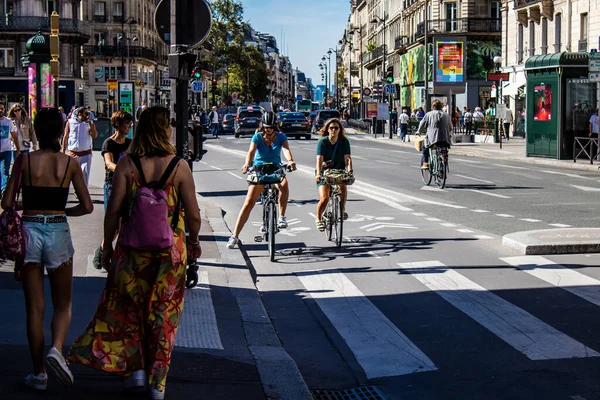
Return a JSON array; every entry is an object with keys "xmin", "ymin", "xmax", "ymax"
[{"xmin": 502, "ymin": 71, "xmax": 526, "ymax": 96}]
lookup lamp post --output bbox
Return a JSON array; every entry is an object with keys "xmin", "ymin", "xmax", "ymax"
[
  {"xmin": 345, "ymin": 36, "xmax": 353, "ymax": 119},
  {"xmin": 371, "ymin": 14, "xmax": 387, "ymax": 103},
  {"xmin": 320, "ymin": 61, "xmax": 328, "ymax": 102},
  {"xmin": 329, "ymin": 41, "xmax": 343, "ymax": 109},
  {"xmin": 349, "ymin": 25, "xmax": 364, "ymax": 118},
  {"xmin": 423, "ymin": 0, "xmax": 430, "ymax": 110},
  {"xmin": 494, "ymin": 55, "xmax": 503, "ymax": 149},
  {"xmin": 120, "ymin": 16, "xmax": 137, "ymax": 80}
]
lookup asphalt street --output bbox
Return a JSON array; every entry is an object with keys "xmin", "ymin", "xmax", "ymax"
[{"xmin": 198, "ymin": 133, "xmax": 600, "ymax": 400}]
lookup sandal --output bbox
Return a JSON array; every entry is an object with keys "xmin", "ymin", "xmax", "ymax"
[{"xmin": 316, "ymin": 220, "xmax": 325, "ymax": 232}]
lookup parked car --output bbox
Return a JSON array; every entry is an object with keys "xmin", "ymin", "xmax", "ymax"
[
  {"xmin": 312, "ymin": 109, "xmax": 341, "ymax": 133},
  {"xmin": 278, "ymin": 112, "xmax": 311, "ymax": 139},
  {"xmin": 235, "ymin": 106, "xmax": 264, "ymax": 138},
  {"xmin": 222, "ymin": 113, "xmax": 236, "ymax": 134}
]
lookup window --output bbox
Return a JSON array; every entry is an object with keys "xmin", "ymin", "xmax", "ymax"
[
  {"xmin": 445, "ymin": 2, "xmax": 458, "ymax": 32},
  {"xmin": 580, "ymin": 13, "xmax": 588, "ymax": 40},
  {"xmin": 541, "ymin": 18, "xmax": 547, "ymax": 54},
  {"xmin": 94, "ymin": 2, "xmax": 106, "ymax": 23},
  {"xmin": 529, "ymin": 22, "xmax": 535, "ymax": 56},
  {"xmin": 517, "ymin": 24, "xmax": 523, "ymax": 63},
  {"xmin": 554, "ymin": 13, "xmax": 561, "ymax": 52},
  {"xmin": 0, "ymin": 48, "xmax": 14, "ymax": 68},
  {"xmin": 46, "ymin": 0, "xmax": 56, "ymax": 15},
  {"xmin": 95, "ymin": 32, "xmax": 106, "ymax": 46},
  {"xmin": 113, "ymin": 2, "xmax": 124, "ymax": 23}
]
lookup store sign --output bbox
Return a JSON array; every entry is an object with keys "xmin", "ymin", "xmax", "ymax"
[
  {"xmin": 434, "ymin": 38, "xmax": 466, "ymax": 84},
  {"xmin": 118, "ymin": 82, "xmax": 135, "ymax": 137}
]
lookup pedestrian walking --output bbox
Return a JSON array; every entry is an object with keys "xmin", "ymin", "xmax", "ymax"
[
  {"xmin": 92, "ymin": 110, "xmax": 133, "ymax": 270},
  {"xmin": 208, "ymin": 105, "xmax": 220, "ymax": 138},
  {"xmin": 398, "ymin": 108, "xmax": 409, "ymax": 142},
  {"xmin": 390, "ymin": 107, "xmax": 398, "ymax": 134},
  {"xmin": 62, "ymin": 106, "xmax": 98, "ymax": 187},
  {"xmin": 0, "ymin": 103, "xmax": 18, "ymax": 195},
  {"xmin": 1, "ymin": 107, "xmax": 93, "ymax": 392},
  {"xmin": 463, "ymin": 108, "xmax": 473, "ymax": 135},
  {"xmin": 503, "ymin": 107, "xmax": 513, "ymax": 141},
  {"xmin": 135, "ymin": 100, "xmax": 147, "ymax": 123},
  {"xmin": 8, "ymin": 103, "xmax": 37, "ymax": 154},
  {"xmin": 589, "ymin": 108, "xmax": 599, "ymax": 138},
  {"xmin": 473, "ymin": 107, "xmax": 485, "ymax": 135},
  {"xmin": 68, "ymin": 106, "xmax": 201, "ymax": 400}
]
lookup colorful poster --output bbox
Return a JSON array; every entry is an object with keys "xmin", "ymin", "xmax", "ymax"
[
  {"xmin": 533, "ymin": 83, "xmax": 552, "ymax": 121},
  {"xmin": 28, "ymin": 63, "xmax": 37, "ymax": 121},
  {"xmin": 41, "ymin": 63, "xmax": 54, "ymax": 108},
  {"xmin": 366, "ymin": 101, "xmax": 378, "ymax": 118},
  {"xmin": 435, "ymin": 40, "xmax": 465, "ymax": 83}
]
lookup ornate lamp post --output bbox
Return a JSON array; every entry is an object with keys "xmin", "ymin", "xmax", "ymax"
[{"xmin": 21, "ymin": 31, "xmax": 53, "ymax": 121}]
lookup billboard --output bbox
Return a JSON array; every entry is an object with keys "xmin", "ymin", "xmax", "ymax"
[
  {"xmin": 28, "ymin": 63, "xmax": 37, "ymax": 121},
  {"xmin": 40, "ymin": 63, "xmax": 54, "ymax": 108},
  {"xmin": 434, "ymin": 38, "xmax": 465, "ymax": 84},
  {"xmin": 533, "ymin": 83, "xmax": 552, "ymax": 121}
]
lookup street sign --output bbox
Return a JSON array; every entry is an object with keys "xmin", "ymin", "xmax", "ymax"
[
  {"xmin": 589, "ymin": 60, "xmax": 600, "ymax": 72},
  {"xmin": 231, "ymin": 92, "xmax": 238, "ymax": 101},
  {"xmin": 384, "ymin": 84, "xmax": 396, "ymax": 95},
  {"xmin": 589, "ymin": 72, "xmax": 600, "ymax": 82},
  {"xmin": 363, "ymin": 87, "xmax": 372, "ymax": 96},
  {"xmin": 496, "ymin": 103, "xmax": 506, "ymax": 118},
  {"xmin": 589, "ymin": 51, "xmax": 600, "ymax": 59},
  {"xmin": 191, "ymin": 80, "xmax": 203, "ymax": 92},
  {"xmin": 296, "ymin": 94, "xmax": 303, "ymax": 101},
  {"xmin": 487, "ymin": 72, "xmax": 510, "ymax": 81},
  {"xmin": 118, "ymin": 82, "xmax": 135, "ymax": 137},
  {"xmin": 155, "ymin": 0, "xmax": 212, "ymax": 47},
  {"xmin": 491, "ymin": 84, "xmax": 497, "ymax": 98}
]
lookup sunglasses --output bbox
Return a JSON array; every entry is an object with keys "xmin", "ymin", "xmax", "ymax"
[
  {"xmin": 14, "ymin": 109, "xmax": 22, "ymax": 112},
  {"xmin": 329, "ymin": 126, "xmax": 340, "ymax": 131}
]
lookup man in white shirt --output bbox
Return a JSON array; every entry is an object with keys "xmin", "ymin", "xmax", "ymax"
[
  {"xmin": 589, "ymin": 108, "xmax": 599, "ymax": 138},
  {"xmin": 398, "ymin": 108, "xmax": 410, "ymax": 142},
  {"xmin": 503, "ymin": 107, "xmax": 513, "ymax": 141},
  {"xmin": 208, "ymin": 106, "xmax": 220, "ymax": 138},
  {"xmin": 62, "ymin": 107, "xmax": 98, "ymax": 186},
  {"xmin": 0, "ymin": 103, "xmax": 18, "ymax": 194},
  {"xmin": 473, "ymin": 107, "xmax": 484, "ymax": 135}
]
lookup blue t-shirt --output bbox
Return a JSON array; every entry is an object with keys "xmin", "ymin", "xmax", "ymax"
[
  {"xmin": 252, "ymin": 132, "xmax": 288, "ymax": 166},
  {"xmin": 0, "ymin": 118, "xmax": 14, "ymax": 152}
]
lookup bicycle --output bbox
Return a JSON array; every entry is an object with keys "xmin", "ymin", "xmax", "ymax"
[
  {"xmin": 421, "ymin": 143, "xmax": 449, "ymax": 189},
  {"xmin": 321, "ymin": 169, "xmax": 354, "ymax": 248},
  {"xmin": 249, "ymin": 164, "xmax": 292, "ymax": 261}
]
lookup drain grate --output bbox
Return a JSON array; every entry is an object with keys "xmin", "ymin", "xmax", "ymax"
[{"xmin": 311, "ymin": 386, "xmax": 387, "ymax": 400}]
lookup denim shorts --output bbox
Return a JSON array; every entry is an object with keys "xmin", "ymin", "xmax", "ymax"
[{"xmin": 23, "ymin": 216, "xmax": 75, "ymax": 269}]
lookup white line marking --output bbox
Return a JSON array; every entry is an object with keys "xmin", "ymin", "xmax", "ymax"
[
  {"xmin": 541, "ymin": 170, "xmax": 591, "ymax": 180},
  {"xmin": 421, "ymin": 186, "xmax": 445, "ymax": 192},
  {"xmin": 353, "ymin": 155, "xmax": 368, "ymax": 160},
  {"xmin": 391, "ymin": 149, "xmax": 410, "ymax": 154},
  {"xmin": 501, "ymin": 256, "xmax": 600, "ymax": 307},
  {"xmin": 474, "ymin": 235, "xmax": 494, "ymax": 240},
  {"xmin": 398, "ymin": 261, "xmax": 600, "ymax": 360},
  {"xmin": 520, "ymin": 218, "xmax": 541, "ymax": 222},
  {"xmin": 210, "ymin": 165, "xmax": 223, "ymax": 171},
  {"xmin": 465, "ymin": 189, "xmax": 511, "ymax": 199},
  {"xmin": 426, "ymin": 217, "xmax": 442, "ymax": 222},
  {"xmin": 176, "ymin": 268, "xmax": 224, "ymax": 349},
  {"xmin": 374, "ymin": 160, "xmax": 401, "ymax": 165},
  {"xmin": 495, "ymin": 214, "xmax": 514, "ymax": 218},
  {"xmin": 440, "ymin": 223, "xmax": 457, "ymax": 227},
  {"xmin": 471, "ymin": 209, "xmax": 489, "ymax": 213},
  {"xmin": 492, "ymin": 164, "xmax": 528, "ymax": 170},
  {"xmin": 453, "ymin": 158, "xmax": 483, "ymax": 164},
  {"xmin": 368, "ymin": 251, "xmax": 382, "ymax": 259},
  {"xmin": 455, "ymin": 174, "xmax": 495, "ymax": 184},
  {"xmin": 297, "ymin": 270, "xmax": 437, "ymax": 378},
  {"xmin": 412, "ymin": 213, "xmax": 427, "ymax": 217},
  {"xmin": 570, "ymin": 396, "xmax": 589, "ymax": 400},
  {"xmin": 456, "ymin": 229, "xmax": 474, "ymax": 233},
  {"xmin": 227, "ymin": 171, "xmax": 243, "ymax": 180},
  {"xmin": 549, "ymin": 223, "xmax": 572, "ymax": 228},
  {"xmin": 308, "ymin": 212, "xmax": 318, "ymax": 220},
  {"xmin": 199, "ymin": 161, "xmax": 208, "ymax": 165},
  {"xmin": 571, "ymin": 184, "xmax": 600, "ymax": 192}
]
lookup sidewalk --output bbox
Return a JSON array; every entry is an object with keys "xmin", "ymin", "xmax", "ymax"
[
  {"xmin": 345, "ymin": 126, "xmax": 600, "ymax": 173},
  {"xmin": 0, "ymin": 152, "xmax": 311, "ymax": 400}
]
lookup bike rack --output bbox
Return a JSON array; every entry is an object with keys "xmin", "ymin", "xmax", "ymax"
[{"xmin": 573, "ymin": 136, "xmax": 599, "ymax": 164}]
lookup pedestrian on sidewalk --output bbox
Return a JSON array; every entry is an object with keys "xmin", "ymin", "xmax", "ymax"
[
  {"xmin": 398, "ymin": 108, "xmax": 409, "ymax": 141},
  {"xmin": 62, "ymin": 107, "xmax": 98, "ymax": 187},
  {"xmin": 1, "ymin": 108, "xmax": 93, "ymax": 391},
  {"xmin": 473, "ymin": 107, "xmax": 484, "ymax": 135},
  {"xmin": 92, "ymin": 110, "xmax": 133, "ymax": 270},
  {"xmin": 208, "ymin": 106, "xmax": 220, "ymax": 138},
  {"xmin": 67, "ymin": 106, "xmax": 201, "ymax": 400},
  {"xmin": 0, "ymin": 103, "xmax": 18, "ymax": 195},
  {"xmin": 463, "ymin": 108, "xmax": 473, "ymax": 135},
  {"xmin": 503, "ymin": 107, "xmax": 513, "ymax": 141},
  {"xmin": 8, "ymin": 103, "xmax": 37, "ymax": 154}
]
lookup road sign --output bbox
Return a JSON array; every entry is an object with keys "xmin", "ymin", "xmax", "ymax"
[
  {"xmin": 496, "ymin": 103, "xmax": 506, "ymax": 118},
  {"xmin": 191, "ymin": 80, "xmax": 203, "ymax": 92},
  {"xmin": 589, "ymin": 72, "xmax": 600, "ymax": 82},
  {"xmin": 296, "ymin": 94, "xmax": 303, "ymax": 101},
  {"xmin": 155, "ymin": 0, "xmax": 212, "ymax": 47},
  {"xmin": 231, "ymin": 92, "xmax": 238, "ymax": 101},
  {"xmin": 487, "ymin": 72, "xmax": 510, "ymax": 81},
  {"xmin": 589, "ymin": 60, "xmax": 600, "ymax": 72},
  {"xmin": 363, "ymin": 87, "xmax": 372, "ymax": 96},
  {"xmin": 384, "ymin": 84, "xmax": 396, "ymax": 95},
  {"xmin": 589, "ymin": 51, "xmax": 600, "ymax": 59}
]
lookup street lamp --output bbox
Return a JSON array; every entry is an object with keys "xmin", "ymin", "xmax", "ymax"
[
  {"xmin": 493, "ymin": 55, "xmax": 504, "ymax": 148},
  {"xmin": 329, "ymin": 41, "xmax": 343, "ymax": 108},
  {"xmin": 320, "ymin": 59, "xmax": 328, "ymax": 101},
  {"xmin": 343, "ymin": 35, "xmax": 354, "ymax": 119},
  {"xmin": 349, "ymin": 25, "xmax": 364, "ymax": 118},
  {"xmin": 370, "ymin": 14, "xmax": 387, "ymax": 102},
  {"xmin": 120, "ymin": 16, "xmax": 137, "ymax": 80}
]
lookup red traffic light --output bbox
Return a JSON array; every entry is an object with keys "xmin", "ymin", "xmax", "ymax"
[{"xmin": 212, "ymin": 78, "xmax": 217, "ymax": 83}]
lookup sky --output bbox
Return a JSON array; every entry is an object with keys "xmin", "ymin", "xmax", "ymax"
[{"xmin": 242, "ymin": 0, "xmax": 350, "ymax": 87}]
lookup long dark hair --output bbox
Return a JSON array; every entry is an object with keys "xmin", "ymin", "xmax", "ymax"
[
  {"xmin": 129, "ymin": 106, "xmax": 175, "ymax": 157},
  {"xmin": 34, "ymin": 108, "xmax": 63, "ymax": 152}
]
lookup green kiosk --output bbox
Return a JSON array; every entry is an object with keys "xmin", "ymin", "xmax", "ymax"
[{"xmin": 525, "ymin": 52, "xmax": 597, "ymax": 159}]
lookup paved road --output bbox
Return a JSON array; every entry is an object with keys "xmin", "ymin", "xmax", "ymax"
[{"xmin": 197, "ymin": 134, "xmax": 600, "ymax": 400}]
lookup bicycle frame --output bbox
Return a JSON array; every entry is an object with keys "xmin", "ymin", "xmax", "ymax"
[
  {"xmin": 322, "ymin": 183, "xmax": 343, "ymax": 248},
  {"xmin": 421, "ymin": 145, "xmax": 449, "ymax": 189}
]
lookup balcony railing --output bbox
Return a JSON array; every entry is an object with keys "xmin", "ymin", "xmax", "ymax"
[
  {"xmin": 403, "ymin": 0, "xmax": 418, "ymax": 9},
  {"xmin": 513, "ymin": 0, "xmax": 540, "ymax": 9},
  {"xmin": 83, "ymin": 45, "xmax": 156, "ymax": 60},
  {"xmin": 0, "ymin": 16, "xmax": 91, "ymax": 37},
  {"xmin": 362, "ymin": 45, "xmax": 385, "ymax": 65},
  {"xmin": 350, "ymin": 62, "xmax": 359, "ymax": 71},
  {"xmin": 426, "ymin": 18, "xmax": 502, "ymax": 33},
  {"xmin": 0, "ymin": 67, "xmax": 15, "ymax": 77},
  {"xmin": 113, "ymin": 15, "xmax": 125, "ymax": 24},
  {"xmin": 93, "ymin": 15, "xmax": 107, "ymax": 23},
  {"xmin": 395, "ymin": 36, "xmax": 408, "ymax": 50}
]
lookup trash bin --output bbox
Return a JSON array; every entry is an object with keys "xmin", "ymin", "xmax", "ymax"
[
  {"xmin": 375, "ymin": 119, "xmax": 385, "ymax": 134},
  {"xmin": 93, "ymin": 117, "xmax": 112, "ymax": 150}
]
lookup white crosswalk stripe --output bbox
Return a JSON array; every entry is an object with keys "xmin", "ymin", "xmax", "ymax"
[{"xmin": 397, "ymin": 261, "xmax": 599, "ymax": 360}]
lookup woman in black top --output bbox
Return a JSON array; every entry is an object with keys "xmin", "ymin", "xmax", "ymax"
[
  {"xmin": 93, "ymin": 110, "xmax": 132, "ymax": 269},
  {"xmin": 1, "ymin": 108, "xmax": 93, "ymax": 391}
]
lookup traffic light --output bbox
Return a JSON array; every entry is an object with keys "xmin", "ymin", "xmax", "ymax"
[
  {"xmin": 212, "ymin": 77, "xmax": 217, "ymax": 84},
  {"xmin": 188, "ymin": 122, "xmax": 208, "ymax": 161},
  {"xmin": 386, "ymin": 66, "xmax": 394, "ymax": 84},
  {"xmin": 191, "ymin": 63, "xmax": 202, "ymax": 80}
]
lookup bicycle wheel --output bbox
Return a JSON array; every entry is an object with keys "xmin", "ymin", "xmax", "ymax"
[
  {"xmin": 334, "ymin": 196, "xmax": 343, "ymax": 248},
  {"xmin": 421, "ymin": 149, "xmax": 432, "ymax": 185},
  {"xmin": 325, "ymin": 202, "xmax": 333, "ymax": 241},
  {"xmin": 435, "ymin": 160, "xmax": 447, "ymax": 188},
  {"xmin": 268, "ymin": 201, "xmax": 276, "ymax": 262}
]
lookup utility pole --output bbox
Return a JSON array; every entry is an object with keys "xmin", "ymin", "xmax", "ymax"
[{"xmin": 423, "ymin": 0, "xmax": 429, "ymax": 110}]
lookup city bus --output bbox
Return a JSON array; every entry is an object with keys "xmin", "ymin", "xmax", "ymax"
[{"xmin": 296, "ymin": 99, "xmax": 312, "ymax": 115}]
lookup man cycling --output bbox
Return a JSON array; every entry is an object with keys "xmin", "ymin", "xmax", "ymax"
[{"xmin": 418, "ymin": 100, "xmax": 452, "ymax": 169}]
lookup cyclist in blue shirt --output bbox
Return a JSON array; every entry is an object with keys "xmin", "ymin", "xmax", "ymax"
[{"xmin": 227, "ymin": 112, "xmax": 296, "ymax": 249}]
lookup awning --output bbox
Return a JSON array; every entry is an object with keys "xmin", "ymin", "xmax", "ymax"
[{"xmin": 503, "ymin": 71, "xmax": 526, "ymax": 96}]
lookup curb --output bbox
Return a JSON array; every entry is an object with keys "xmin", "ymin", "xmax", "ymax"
[
  {"xmin": 197, "ymin": 195, "xmax": 312, "ymax": 400},
  {"xmin": 502, "ymin": 228, "xmax": 600, "ymax": 255}
]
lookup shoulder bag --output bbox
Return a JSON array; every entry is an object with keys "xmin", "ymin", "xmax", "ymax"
[{"xmin": 0, "ymin": 155, "xmax": 25, "ymax": 261}]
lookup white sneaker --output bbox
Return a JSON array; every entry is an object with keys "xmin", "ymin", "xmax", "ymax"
[
  {"xmin": 278, "ymin": 216, "xmax": 288, "ymax": 229},
  {"xmin": 45, "ymin": 347, "xmax": 74, "ymax": 387},
  {"xmin": 150, "ymin": 387, "xmax": 165, "ymax": 400},
  {"xmin": 124, "ymin": 369, "xmax": 146, "ymax": 390},
  {"xmin": 25, "ymin": 373, "xmax": 48, "ymax": 391},
  {"xmin": 226, "ymin": 236, "xmax": 239, "ymax": 249}
]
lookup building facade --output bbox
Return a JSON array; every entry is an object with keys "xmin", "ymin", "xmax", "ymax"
[{"xmin": 0, "ymin": 0, "xmax": 89, "ymax": 111}]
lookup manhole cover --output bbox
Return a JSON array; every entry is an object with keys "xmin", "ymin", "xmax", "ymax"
[{"xmin": 311, "ymin": 386, "xmax": 387, "ymax": 400}]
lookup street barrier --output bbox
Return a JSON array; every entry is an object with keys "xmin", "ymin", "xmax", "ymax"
[
  {"xmin": 348, "ymin": 118, "xmax": 372, "ymax": 133},
  {"xmin": 573, "ymin": 136, "xmax": 599, "ymax": 164}
]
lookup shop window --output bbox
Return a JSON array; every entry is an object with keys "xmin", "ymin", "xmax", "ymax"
[
  {"xmin": 0, "ymin": 48, "xmax": 14, "ymax": 68},
  {"xmin": 566, "ymin": 79, "xmax": 597, "ymax": 137}
]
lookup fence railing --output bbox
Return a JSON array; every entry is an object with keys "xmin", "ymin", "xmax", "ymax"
[
  {"xmin": 573, "ymin": 137, "xmax": 600, "ymax": 164},
  {"xmin": 0, "ymin": 16, "xmax": 90, "ymax": 36},
  {"xmin": 83, "ymin": 45, "xmax": 155, "ymax": 60}
]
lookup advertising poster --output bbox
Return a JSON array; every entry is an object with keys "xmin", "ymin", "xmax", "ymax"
[
  {"xmin": 533, "ymin": 83, "xmax": 552, "ymax": 121},
  {"xmin": 41, "ymin": 63, "xmax": 54, "ymax": 108},
  {"xmin": 28, "ymin": 63, "xmax": 37, "ymax": 121},
  {"xmin": 435, "ymin": 40, "xmax": 465, "ymax": 83},
  {"xmin": 366, "ymin": 102, "xmax": 378, "ymax": 118}
]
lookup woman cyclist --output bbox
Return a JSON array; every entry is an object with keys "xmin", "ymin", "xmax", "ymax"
[
  {"xmin": 315, "ymin": 118, "xmax": 353, "ymax": 232},
  {"xmin": 227, "ymin": 111, "xmax": 296, "ymax": 249}
]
